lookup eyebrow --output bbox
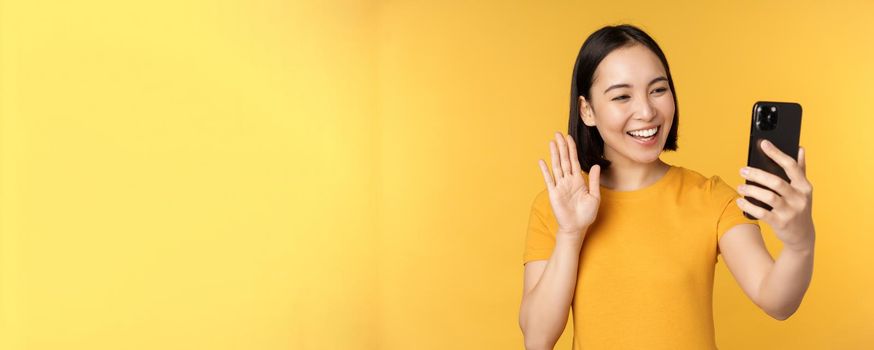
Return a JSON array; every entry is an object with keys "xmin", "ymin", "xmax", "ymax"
[{"xmin": 603, "ymin": 76, "xmax": 668, "ymax": 94}]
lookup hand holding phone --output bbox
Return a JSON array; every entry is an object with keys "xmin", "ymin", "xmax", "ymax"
[
  {"xmin": 736, "ymin": 101, "xmax": 816, "ymax": 251},
  {"xmin": 741, "ymin": 101, "xmax": 802, "ymax": 220}
]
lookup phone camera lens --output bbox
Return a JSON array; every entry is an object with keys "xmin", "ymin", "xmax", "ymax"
[{"xmin": 756, "ymin": 104, "xmax": 778, "ymax": 131}]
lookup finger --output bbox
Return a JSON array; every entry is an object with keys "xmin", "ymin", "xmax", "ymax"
[
  {"xmin": 555, "ymin": 132, "xmax": 572, "ymax": 177},
  {"xmin": 549, "ymin": 140, "xmax": 563, "ymax": 180},
  {"xmin": 538, "ymin": 159, "xmax": 555, "ymax": 189},
  {"xmin": 737, "ymin": 183, "xmax": 784, "ymax": 209},
  {"xmin": 798, "ymin": 146, "xmax": 806, "ymax": 173},
  {"xmin": 566, "ymin": 134, "xmax": 582, "ymax": 176},
  {"xmin": 760, "ymin": 140, "xmax": 806, "ymax": 185},
  {"xmin": 588, "ymin": 164, "xmax": 601, "ymax": 199},
  {"xmin": 736, "ymin": 197, "xmax": 772, "ymax": 221},
  {"xmin": 741, "ymin": 166, "xmax": 794, "ymax": 197},
  {"xmin": 793, "ymin": 146, "xmax": 813, "ymax": 195}
]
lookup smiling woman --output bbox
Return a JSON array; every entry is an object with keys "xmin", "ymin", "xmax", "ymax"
[
  {"xmin": 569, "ymin": 25, "xmax": 679, "ymax": 175},
  {"xmin": 518, "ymin": 24, "xmax": 816, "ymax": 350}
]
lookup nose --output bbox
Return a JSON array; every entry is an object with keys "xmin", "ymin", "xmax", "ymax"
[{"xmin": 633, "ymin": 96, "xmax": 656, "ymax": 121}]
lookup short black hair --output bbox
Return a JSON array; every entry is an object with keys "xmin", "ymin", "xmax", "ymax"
[{"xmin": 568, "ymin": 24, "xmax": 679, "ymax": 172}]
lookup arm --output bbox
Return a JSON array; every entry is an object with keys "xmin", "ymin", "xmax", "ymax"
[
  {"xmin": 758, "ymin": 238, "xmax": 814, "ymax": 320},
  {"xmin": 718, "ymin": 224, "xmax": 815, "ymax": 320},
  {"xmin": 519, "ymin": 132, "xmax": 601, "ymax": 349},
  {"xmin": 519, "ymin": 232, "xmax": 584, "ymax": 350},
  {"xmin": 725, "ymin": 142, "xmax": 816, "ymax": 320}
]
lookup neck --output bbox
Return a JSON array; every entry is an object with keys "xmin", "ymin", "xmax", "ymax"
[{"xmin": 599, "ymin": 156, "xmax": 670, "ymax": 191}]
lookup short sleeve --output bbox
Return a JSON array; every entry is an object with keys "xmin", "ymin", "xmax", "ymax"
[
  {"xmin": 711, "ymin": 176, "xmax": 760, "ymax": 251},
  {"xmin": 522, "ymin": 189, "xmax": 557, "ymax": 265}
]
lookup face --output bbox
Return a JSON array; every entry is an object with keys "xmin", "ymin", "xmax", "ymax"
[{"xmin": 579, "ymin": 44, "xmax": 675, "ymax": 166}]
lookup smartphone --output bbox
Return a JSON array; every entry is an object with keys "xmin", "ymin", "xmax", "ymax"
[{"xmin": 743, "ymin": 101, "xmax": 803, "ymax": 220}]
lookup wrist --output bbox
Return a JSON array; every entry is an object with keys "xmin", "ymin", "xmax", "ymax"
[
  {"xmin": 556, "ymin": 227, "xmax": 587, "ymax": 244},
  {"xmin": 784, "ymin": 233, "xmax": 815, "ymax": 255}
]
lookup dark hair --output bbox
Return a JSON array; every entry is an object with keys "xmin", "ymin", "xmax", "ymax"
[{"xmin": 569, "ymin": 24, "xmax": 679, "ymax": 172}]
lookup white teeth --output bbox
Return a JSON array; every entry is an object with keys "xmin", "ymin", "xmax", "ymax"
[{"xmin": 628, "ymin": 127, "xmax": 658, "ymax": 137}]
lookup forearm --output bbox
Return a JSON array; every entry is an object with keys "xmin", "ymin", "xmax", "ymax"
[
  {"xmin": 757, "ymin": 235, "xmax": 815, "ymax": 320},
  {"xmin": 520, "ymin": 232, "xmax": 584, "ymax": 350}
]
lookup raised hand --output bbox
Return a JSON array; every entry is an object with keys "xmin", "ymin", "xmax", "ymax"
[
  {"xmin": 736, "ymin": 140, "xmax": 815, "ymax": 252},
  {"xmin": 538, "ymin": 132, "xmax": 602, "ymax": 240}
]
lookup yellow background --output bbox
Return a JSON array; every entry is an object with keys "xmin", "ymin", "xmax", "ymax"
[{"xmin": 1, "ymin": 0, "xmax": 871, "ymax": 349}]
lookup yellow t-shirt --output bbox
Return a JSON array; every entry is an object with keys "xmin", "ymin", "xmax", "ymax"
[{"xmin": 523, "ymin": 164, "xmax": 759, "ymax": 349}]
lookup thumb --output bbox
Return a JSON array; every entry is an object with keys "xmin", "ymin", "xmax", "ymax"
[
  {"xmin": 588, "ymin": 165, "xmax": 601, "ymax": 199},
  {"xmin": 798, "ymin": 146, "xmax": 806, "ymax": 173}
]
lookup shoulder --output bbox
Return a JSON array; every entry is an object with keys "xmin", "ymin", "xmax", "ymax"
[
  {"xmin": 672, "ymin": 166, "xmax": 736, "ymax": 196},
  {"xmin": 671, "ymin": 166, "xmax": 741, "ymax": 210},
  {"xmin": 530, "ymin": 188, "xmax": 552, "ymax": 215},
  {"xmin": 526, "ymin": 188, "xmax": 559, "ymax": 237},
  {"xmin": 528, "ymin": 188, "xmax": 560, "ymax": 231}
]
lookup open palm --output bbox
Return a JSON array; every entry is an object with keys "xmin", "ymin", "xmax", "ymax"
[{"xmin": 538, "ymin": 132, "xmax": 602, "ymax": 238}]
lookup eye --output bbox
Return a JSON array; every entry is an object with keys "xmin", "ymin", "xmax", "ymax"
[
  {"xmin": 612, "ymin": 95, "xmax": 630, "ymax": 101},
  {"xmin": 651, "ymin": 87, "xmax": 668, "ymax": 95}
]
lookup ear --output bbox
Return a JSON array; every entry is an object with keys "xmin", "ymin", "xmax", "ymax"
[{"xmin": 579, "ymin": 96, "xmax": 596, "ymax": 127}]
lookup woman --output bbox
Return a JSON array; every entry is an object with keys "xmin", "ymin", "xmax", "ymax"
[{"xmin": 518, "ymin": 24, "xmax": 815, "ymax": 350}]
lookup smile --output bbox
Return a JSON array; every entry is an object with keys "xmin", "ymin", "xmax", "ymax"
[{"xmin": 626, "ymin": 126, "xmax": 660, "ymax": 145}]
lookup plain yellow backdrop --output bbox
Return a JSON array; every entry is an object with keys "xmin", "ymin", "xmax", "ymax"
[{"xmin": 1, "ymin": 0, "xmax": 872, "ymax": 349}]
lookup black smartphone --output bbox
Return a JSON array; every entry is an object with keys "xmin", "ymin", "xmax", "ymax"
[{"xmin": 743, "ymin": 101, "xmax": 803, "ymax": 220}]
